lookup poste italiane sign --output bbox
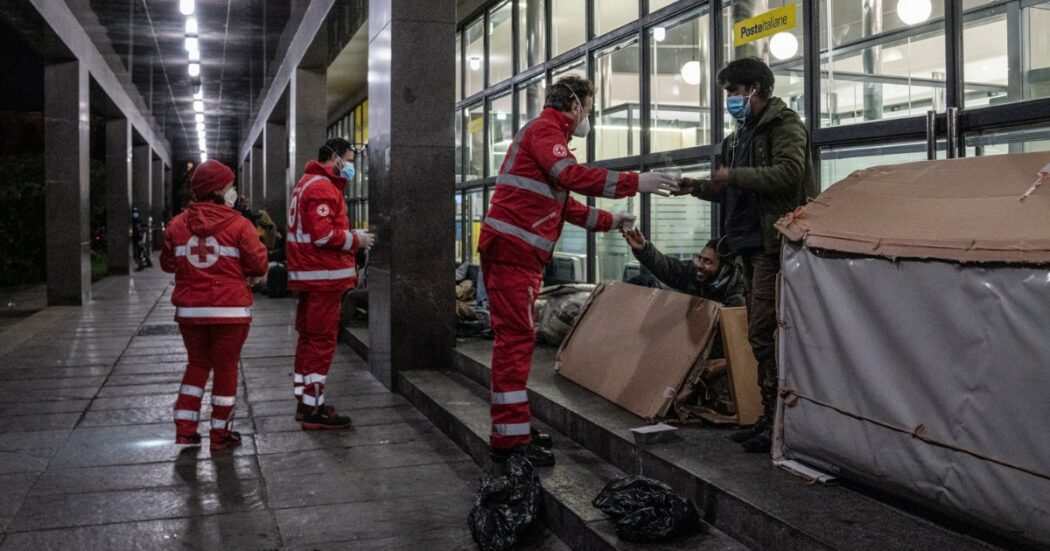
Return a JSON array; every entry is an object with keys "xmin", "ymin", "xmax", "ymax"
[{"xmin": 733, "ymin": 4, "xmax": 796, "ymax": 47}]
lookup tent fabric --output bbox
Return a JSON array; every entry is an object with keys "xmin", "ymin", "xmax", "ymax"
[
  {"xmin": 775, "ymin": 243, "xmax": 1050, "ymax": 547},
  {"xmin": 775, "ymin": 151, "xmax": 1050, "ymax": 265}
]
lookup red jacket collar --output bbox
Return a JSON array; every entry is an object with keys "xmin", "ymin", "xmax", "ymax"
[
  {"xmin": 541, "ymin": 107, "xmax": 576, "ymax": 140},
  {"xmin": 304, "ymin": 160, "xmax": 348, "ymax": 191}
]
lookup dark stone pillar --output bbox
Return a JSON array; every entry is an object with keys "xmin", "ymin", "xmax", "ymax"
[
  {"xmin": 105, "ymin": 119, "xmax": 133, "ymax": 275},
  {"xmin": 265, "ymin": 121, "xmax": 289, "ymax": 228},
  {"xmin": 44, "ymin": 60, "xmax": 91, "ymax": 305},
  {"xmin": 242, "ymin": 158, "xmax": 251, "ymax": 204},
  {"xmin": 151, "ymin": 155, "xmax": 163, "ymax": 250},
  {"xmin": 367, "ymin": 0, "xmax": 456, "ymax": 388},
  {"xmin": 251, "ymin": 144, "xmax": 265, "ymax": 210},
  {"xmin": 290, "ymin": 68, "xmax": 326, "ymax": 179}
]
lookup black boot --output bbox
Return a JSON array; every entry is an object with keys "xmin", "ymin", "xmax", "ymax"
[
  {"xmin": 741, "ymin": 425, "xmax": 772, "ymax": 453},
  {"xmin": 730, "ymin": 415, "xmax": 770, "ymax": 443},
  {"xmin": 490, "ymin": 443, "xmax": 555, "ymax": 467},
  {"xmin": 531, "ymin": 428, "xmax": 553, "ymax": 449}
]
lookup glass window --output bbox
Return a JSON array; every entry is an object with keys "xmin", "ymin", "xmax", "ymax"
[
  {"xmin": 456, "ymin": 32, "xmax": 463, "ymax": 100},
  {"xmin": 553, "ymin": 212, "xmax": 589, "ymax": 282},
  {"xmin": 594, "ymin": 0, "xmax": 638, "ymax": 36},
  {"xmin": 518, "ymin": 75, "xmax": 547, "ymax": 130},
  {"xmin": 595, "ymin": 190, "xmax": 641, "ymax": 281},
  {"xmin": 519, "ymin": 0, "xmax": 547, "ymax": 72},
  {"xmin": 819, "ymin": 141, "xmax": 935, "ymax": 191},
  {"xmin": 650, "ymin": 0, "xmax": 678, "ymax": 13},
  {"xmin": 489, "ymin": 1, "xmax": 514, "ymax": 85},
  {"xmin": 466, "ymin": 103, "xmax": 485, "ymax": 181},
  {"xmin": 819, "ymin": 0, "xmax": 944, "ymax": 127},
  {"xmin": 466, "ymin": 189, "xmax": 484, "ymax": 264},
  {"xmin": 963, "ymin": 2, "xmax": 1050, "ymax": 109},
  {"xmin": 465, "ymin": 19, "xmax": 486, "ymax": 97},
  {"xmin": 594, "ymin": 36, "xmax": 640, "ymax": 161},
  {"xmin": 488, "ymin": 92, "xmax": 514, "ymax": 176},
  {"xmin": 651, "ymin": 9, "xmax": 712, "ymax": 153},
  {"xmin": 456, "ymin": 109, "xmax": 464, "ymax": 182},
  {"xmin": 552, "ymin": 0, "xmax": 587, "ymax": 57},
  {"xmin": 965, "ymin": 124, "xmax": 1050, "ymax": 157},
  {"xmin": 722, "ymin": 0, "xmax": 805, "ymax": 132},
  {"xmin": 552, "ymin": 59, "xmax": 589, "ymax": 163},
  {"xmin": 650, "ymin": 164, "xmax": 712, "ymax": 265}
]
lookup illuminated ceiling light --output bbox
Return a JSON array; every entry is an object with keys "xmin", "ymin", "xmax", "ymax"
[
  {"xmin": 196, "ymin": 122, "xmax": 205, "ymax": 131},
  {"xmin": 185, "ymin": 36, "xmax": 199, "ymax": 52},
  {"xmin": 680, "ymin": 61, "xmax": 701, "ymax": 86},
  {"xmin": 185, "ymin": 17, "xmax": 198, "ymax": 36},
  {"xmin": 884, "ymin": 49, "xmax": 904, "ymax": 63},
  {"xmin": 469, "ymin": 56, "xmax": 481, "ymax": 71},
  {"xmin": 195, "ymin": 113, "xmax": 205, "ymax": 123},
  {"xmin": 188, "ymin": 49, "xmax": 200, "ymax": 63},
  {"xmin": 897, "ymin": 0, "xmax": 932, "ymax": 25},
  {"xmin": 188, "ymin": 63, "xmax": 200, "ymax": 77},
  {"xmin": 198, "ymin": 139, "xmax": 207, "ymax": 150},
  {"xmin": 193, "ymin": 100, "xmax": 204, "ymax": 112},
  {"xmin": 200, "ymin": 153, "xmax": 207, "ymax": 162},
  {"xmin": 193, "ymin": 87, "xmax": 203, "ymax": 100},
  {"xmin": 653, "ymin": 27, "xmax": 666, "ymax": 42},
  {"xmin": 769, "ymin": 32, "xmax": 799, "ymax": 60},
  {"xmin": 179, "ymin": 0, "xmax": 195, "ymax": 16}
]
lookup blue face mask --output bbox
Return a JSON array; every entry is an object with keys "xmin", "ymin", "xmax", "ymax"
[
  {"xmin": 341, "ymin": 162, "xmax": 356, "ymax": 181},
  {"xmin": 726, "ymin": 89, "xmax": 755, "ymax": 121}
]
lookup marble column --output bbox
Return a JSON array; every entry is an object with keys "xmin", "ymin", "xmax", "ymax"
[
  {"xmin": 105, "ymin": 118, "xmax": 133, "ymax": 275},
  {"xmin": 44, "ymin": 60, "xmax": 91, "ymax": 305},
  {"xmin": 367, "ymin": 0, "xmax": 456, "ymax": 388},
  {"xmin": 251, "ymin": 144, "xmax": 265, "ymax": 210},
  {"xmin": 264, "ymin": 121, "xmax": 289, "ymax": 228},
  {"xmin": 289, "ymin": 68, "xmax": 326, "ymax": 179},
  {"xmin": 242, "ymin": 158, "xmax": 251, "ymax": 205},
  {"xmin": 151, "ymin": 155, "xmax": 163, "ymax": 250}
]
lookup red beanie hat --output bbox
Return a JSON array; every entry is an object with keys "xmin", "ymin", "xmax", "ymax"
[{"xmin": 191, "ymin": 160, "xmax": 235, "ymax": 197}]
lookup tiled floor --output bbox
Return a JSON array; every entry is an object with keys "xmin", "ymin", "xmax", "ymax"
[{"xmin": 0, "ymin": 264, "xmax": 565, "ymax": 550}]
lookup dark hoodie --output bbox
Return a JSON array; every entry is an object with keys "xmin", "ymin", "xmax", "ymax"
[{"xmin": 631, "ymin": 241, "xmax": 746, "ymax": 306}]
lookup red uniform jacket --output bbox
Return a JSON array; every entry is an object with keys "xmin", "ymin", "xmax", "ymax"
[
  {"xmin": 161, "ymin": 202, "xmax": 268, "ymax": 324},
  {"xmin": 479, "ymin": 107, "xmax": 640, "ymax": 272},
  {"xmin": 285, "ymin": 160, "xmax": 360, "ymax": 292}
]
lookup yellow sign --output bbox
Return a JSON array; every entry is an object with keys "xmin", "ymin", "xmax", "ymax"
[{"xmin": 733, "ymin": 4, "xmax": 796, "ymax": 47}]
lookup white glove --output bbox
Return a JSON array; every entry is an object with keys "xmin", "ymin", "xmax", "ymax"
[
  {"xmin": 353, "ymin": 229, "xmax": 375, "ymax": 250},
  {"xmin": 638, "ymin": 172, "xmax": 680, "ymax": 197},
  {"xmin": 611, "ymin": 212, "xmax": 637, "ymax": 231}
]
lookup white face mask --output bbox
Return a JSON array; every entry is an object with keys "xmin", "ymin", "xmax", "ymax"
[
  {"xmin": 223, "ymin": 188, "xmax": 237, "ymax": 208},
  {"xmin": 568, "ymin": 88, "xmax": 591, "ymax": 138}
]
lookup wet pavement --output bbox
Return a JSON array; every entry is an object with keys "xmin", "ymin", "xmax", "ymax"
[{"xmin": 0, "ymin": 265, "xmax": 558, "ymax": 549}]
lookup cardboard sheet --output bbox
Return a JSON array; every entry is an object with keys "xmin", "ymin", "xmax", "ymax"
[
  {"xmin": 555, "ymin": 282, "xmax": 720, "ymax": 420},
  {"xmin": 719, "ymin": 307, "xmax": 762, "ymax": 426},
  {"xmin": 775, "ymin": 151, "xmax": 1050, "ymax": 264}
]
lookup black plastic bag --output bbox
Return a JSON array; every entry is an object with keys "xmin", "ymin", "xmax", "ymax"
[
  {"xmin": 593, "ymin": 476, "xmax": 702, "ymax": 543},
  {"xmin": 469, "ymin": 455, "xmax": 542, "ymax": 551}
]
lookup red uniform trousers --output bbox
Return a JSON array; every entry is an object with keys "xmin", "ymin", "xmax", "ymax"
[
  {"xmin": 293, "ymin": 290, "xmax": 342, "ymax": 408},
  {"xmin": 482, "ymin": 260, "xmax": 543, "ymax": 450},
  {"xmin": 174, "ymin": 323, "xmax": 249, "ymax": 440}
]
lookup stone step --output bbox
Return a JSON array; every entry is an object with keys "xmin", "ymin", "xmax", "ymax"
[
  {"xmin": 440, "ymin": 338, "xmax": 1002, "ymax": 551},
  {"xmin": 397, "ymin": 367, "xmax": 749, "ymax": 551}
]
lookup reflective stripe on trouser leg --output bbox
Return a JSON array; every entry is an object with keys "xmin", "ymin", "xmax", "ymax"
[
  {"xmin": 293, "ymin": 372, "xmax": 304, "ymax": 399},
  {"xmin": 295, "ymin": 290, "xmax": 340, "ymax": 409},
  {"xmin": 206, "ymin": 324, "xmax": 249, "ymax": 438},
  {"xmin": 175, "ymin": 324, "xmax": 211, "ymax": 436},
  {"xmin": 483, "ymin": 261, "xmax": 541, "ymax": 449}
]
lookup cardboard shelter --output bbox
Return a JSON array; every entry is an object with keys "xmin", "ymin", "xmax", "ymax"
[
  {"xmin": 773, "ymin": 151, "xmax": 1050, "ymax": 547},
  {"xmin": 555, "ymin": 282, "xmax": 761, "ymax": 425}
]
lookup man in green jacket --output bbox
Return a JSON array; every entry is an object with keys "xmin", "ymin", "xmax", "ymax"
[{"xmin": 676, "ymin": 57, "xmax": 817, "ymax": 452}]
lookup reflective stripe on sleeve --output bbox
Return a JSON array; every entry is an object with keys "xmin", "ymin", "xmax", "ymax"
[
  {"xmin": 585, "ymin": 208, "xmax": 600, "ymax": 230},
  {"xmin": 603, "ymin": 170, "xmax": 620, "ymax": 198},
  {"xmin": 341, "ymin": 230, "xmax": 354, "ymax": 251},
  {"xmin": 550, "ymin": 157, "xmax": 576, "ymax": 180}
]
